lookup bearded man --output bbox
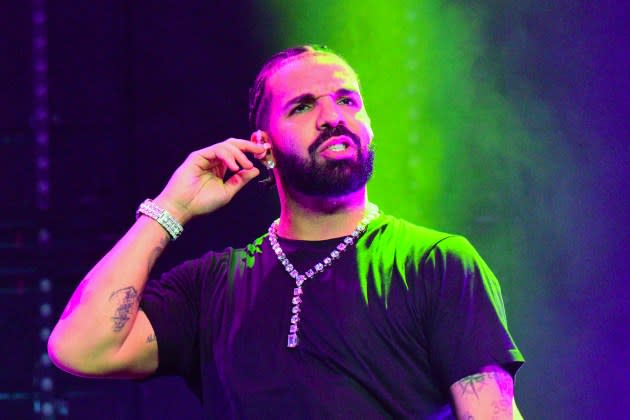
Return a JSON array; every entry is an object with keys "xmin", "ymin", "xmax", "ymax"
[{"xmin": 48, "ymin": 45, "xmax": 525, "ymax": 419}]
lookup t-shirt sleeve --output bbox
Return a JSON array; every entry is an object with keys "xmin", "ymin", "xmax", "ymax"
[
  {"xmin": 140, "ymin": 257, "xmax": 204, "ymax": 379},
  {"xmin": 422, "ymin": 235, "xmax": 524, "ymax": 391}
]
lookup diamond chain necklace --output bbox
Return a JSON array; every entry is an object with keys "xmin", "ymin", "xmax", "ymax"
[{"xmin": 267, "ymin": 203, "xmax": 380, "ymax": 348}]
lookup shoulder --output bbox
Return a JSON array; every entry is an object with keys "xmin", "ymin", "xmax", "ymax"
[
  {"xmin": 365, "ymin": 213, "xmax": 467, "ymax": 260},
  {"xmin": 365, "ymin": 213, "xmax": 492, "ymax": 279}
]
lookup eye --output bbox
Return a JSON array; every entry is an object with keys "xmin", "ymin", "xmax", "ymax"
[
  {"xmin": 338, "ymin": 96, "xmax": 356, "ymax": 106},
  {"xmin": 290, "ymin": 103, "xmax": 312, "ymax": 115}
]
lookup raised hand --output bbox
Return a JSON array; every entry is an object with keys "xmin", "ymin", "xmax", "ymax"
[{"xmin": 153, "ymin": 138, "xmax": 268, "ymax": 224}]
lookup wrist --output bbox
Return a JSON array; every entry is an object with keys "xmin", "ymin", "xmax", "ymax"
[
  {"xmin": 136, "ymin": 199, "xmax": 184, "ymax": 240},
  {"xmin": 152, "ymin": 195, "xmax": 193, "ymax": 225}
]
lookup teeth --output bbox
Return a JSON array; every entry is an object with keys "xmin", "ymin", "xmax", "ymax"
[{"xmin": 328, "ymin": 144, "xmax": 347, "ymax": 151}]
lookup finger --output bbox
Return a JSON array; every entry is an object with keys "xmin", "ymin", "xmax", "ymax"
[
  {"xmin": 253, "ymin": 143, "xmax": 271, "ymax": 160},
  {"xmin": 225, "ymin": 138, "xmax": 267, "ymax": 155},
  {"xmin": 222, "ymin": 142, "xmax": 255, "ymax": 170},
  {"xmin": 190, "ymin": 139, "xmax": 266, "ymax": 170},
  {"xmin": 213, "ymin": 147, "xmax": 240, "ymax": 172},
  {"xmin": 224, "ymin": 167, "xmax": 260, "ymax": 196}
]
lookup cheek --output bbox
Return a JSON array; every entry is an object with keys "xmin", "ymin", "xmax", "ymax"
[
  {"xmin": 284, "ymin": 117, "xmax": 317, "ymax": 140},
  {"xmin": 269, "ymin": 122, "xmax": 308, "ymax": 156},
  {"xmin": 352, "ymin": 111, "xmax": 374, "ymax": 141},
  {"xmin": 366, "ymin": 124, "xmax": 374, "ymax": 141}
]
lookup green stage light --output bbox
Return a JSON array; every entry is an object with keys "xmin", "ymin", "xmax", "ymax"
[{"xmin": 258, "ymin": 1, "xmax": 569, "ymax": 247}]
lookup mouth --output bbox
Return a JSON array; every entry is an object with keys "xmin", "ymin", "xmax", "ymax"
[{"xmin": 317, "ymin": 136, "xmax": 355, "ymax": 154}]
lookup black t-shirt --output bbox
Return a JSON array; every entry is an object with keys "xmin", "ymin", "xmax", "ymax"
[{"xmin": 141, "ymin": 214, "xmax": 524, "ymax": 419}]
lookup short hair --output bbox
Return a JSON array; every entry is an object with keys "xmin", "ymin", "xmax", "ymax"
[{"xmin": 248, "ymin": 44, "xmax": 349, "ymax": 131}]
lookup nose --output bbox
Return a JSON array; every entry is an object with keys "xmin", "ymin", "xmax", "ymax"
[{"xmin": 316, "ymin": 97, "xmax": 345, "ymax": 130}]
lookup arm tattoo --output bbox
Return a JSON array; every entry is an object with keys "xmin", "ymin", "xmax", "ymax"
[
  {"xmin": 109, "ymin": 286, "xmax": 140, "ymax": 332},
  {"xmin": 146, "ymin": 333, "xmax": 156, "ymax": 343},
  {"xmin": 455, "ymin": 369, "xmax": 514, "ymax": 418},
  {"xmin": 148, "ymin": 236, "xmax": 169, "ymax": 270},
  {"xmin": 108, "ymin": 237, "xmax": 165, "ymax": 332},
  {"xmin": 457, "ymin": 373, "xmax": 488, "ymax": 399},
  {"xmin": 492, "ymin": 400, "xmax": 512, "ymax": 418}
]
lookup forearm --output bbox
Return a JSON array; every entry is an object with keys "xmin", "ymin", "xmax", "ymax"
[
  {"xmin": 48, "ymin": 215, "xmax": 169, "ymax": 374},
  {"xmin": 48, "ymin": 139, "xmax": 266, "ymax": 375}
]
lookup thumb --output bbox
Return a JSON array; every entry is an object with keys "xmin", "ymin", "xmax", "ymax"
[{"xmin": 223, "ymin": 167, "xmax": 260, "ymax": 197}]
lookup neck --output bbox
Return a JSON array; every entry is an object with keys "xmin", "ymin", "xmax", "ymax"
[{"xmin": 275, "ymin": 185, "xmax": 369, "ymax": 240}]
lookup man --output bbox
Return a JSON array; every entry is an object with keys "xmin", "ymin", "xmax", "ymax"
[{"xmin": 48, "ymin": 45, "xmax": 525, "ymax": 419}]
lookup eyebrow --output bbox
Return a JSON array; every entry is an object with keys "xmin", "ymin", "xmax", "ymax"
[{"xmin": 283, "ymin": 88, "xmax": 360, "ymax": 111}]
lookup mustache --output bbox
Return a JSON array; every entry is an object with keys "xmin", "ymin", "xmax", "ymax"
[{"xmin": 308, "ymin": 125, "xmax": 361, "ymax": 155}]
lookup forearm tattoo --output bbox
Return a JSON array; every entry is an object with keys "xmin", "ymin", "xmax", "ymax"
[
  {"xmin": 148, "ymin": 237, "xmax": 169, "ymax": 270},
  {"xmin": 146, "ymin": 333, "xmax": 156, "ymax": 343},
  {"xmin": 109, "ymin": 286, "xmax": 140, "ymax": 332}
]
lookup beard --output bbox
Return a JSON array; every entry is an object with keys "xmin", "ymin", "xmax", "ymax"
[{"xmin": 273, "ymin": 126, "xmax": 375, "ymax": 197}]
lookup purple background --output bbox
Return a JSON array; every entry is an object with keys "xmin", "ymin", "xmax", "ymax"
[{"xmin": 1, "ymin": 1, "xmax": 628, "ymax": 419}]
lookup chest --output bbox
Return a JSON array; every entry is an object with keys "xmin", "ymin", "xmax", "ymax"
[{"xmin": 206, "ymin": 247, "xmax": 430, "ymax": 401}]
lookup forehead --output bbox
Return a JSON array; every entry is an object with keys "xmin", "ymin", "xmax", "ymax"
[{"xmin": 267, "ymin": 53, "xmax": 360, "ymax": 106}]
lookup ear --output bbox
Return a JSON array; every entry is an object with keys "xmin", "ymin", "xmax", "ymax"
[
  {"xmin": 250, "ymin": 129, "xmax": 269, "ymax": 145},
  {"xmin": 250, "ymin": 130, "xmax": 273, "ymax": 161}
]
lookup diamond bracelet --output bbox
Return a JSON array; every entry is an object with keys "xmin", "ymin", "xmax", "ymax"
[{"xmin": 136, "ymin": 199, "xmax": 183, "ymax": 240}]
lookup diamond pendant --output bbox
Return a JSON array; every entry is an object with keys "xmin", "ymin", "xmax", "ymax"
[
  {"xmin": 269, "ymin": 203, "xmax": 380, "ymax": 349},
  {"xmin": 287, "ymin": 333, "xmax": 299, "ymax": 348}
]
